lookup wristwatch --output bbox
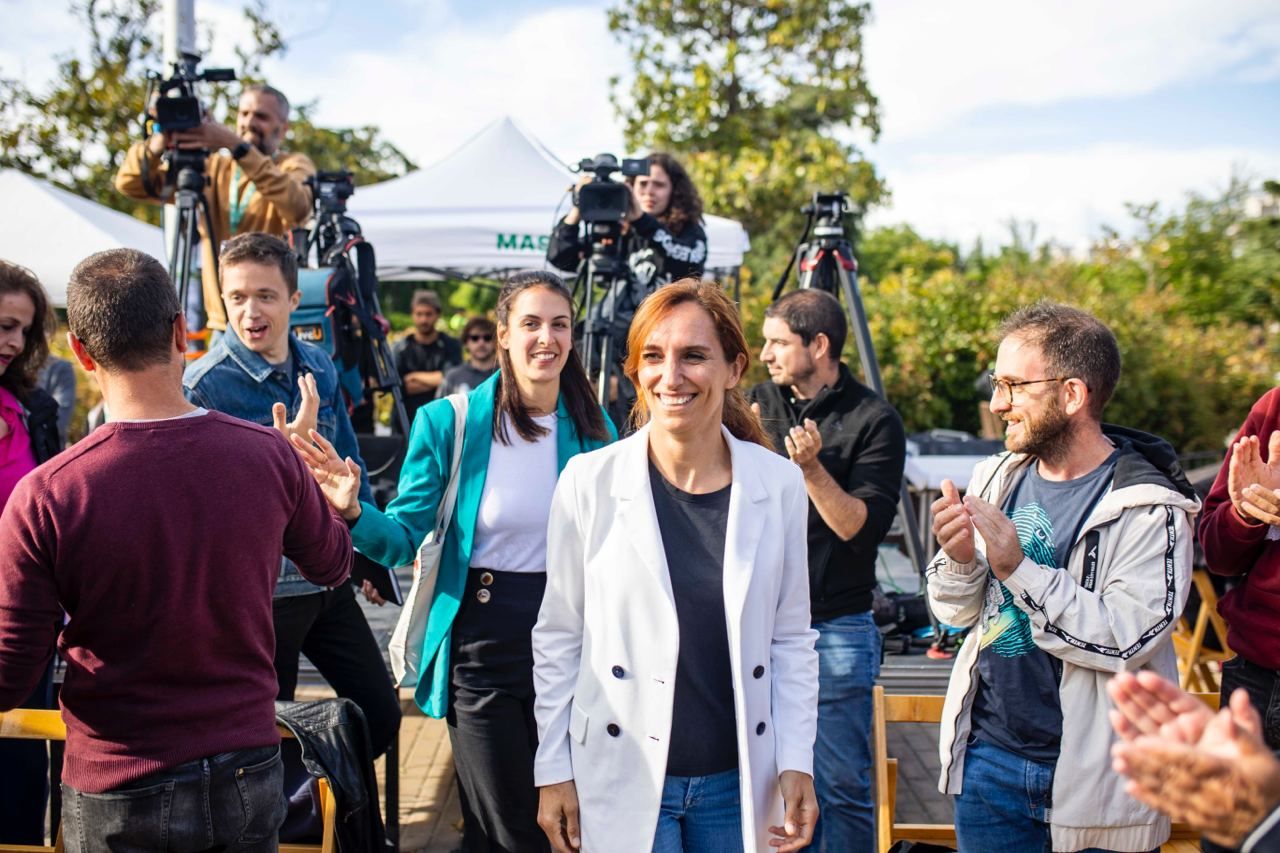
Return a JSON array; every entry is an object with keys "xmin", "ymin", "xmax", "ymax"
[{"xmin": 231, "ymin": 141, "xmax": 252, "ymax": 160}]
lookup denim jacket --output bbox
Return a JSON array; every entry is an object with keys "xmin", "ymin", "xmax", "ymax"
[{"xmin": 183, "ymin": 331, "xmax": 372, "ymax": 598}]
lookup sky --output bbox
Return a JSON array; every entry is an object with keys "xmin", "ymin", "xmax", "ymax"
[{"xmin": 2, "ymin": 0, "xmax": 1278, "ymax": 250}]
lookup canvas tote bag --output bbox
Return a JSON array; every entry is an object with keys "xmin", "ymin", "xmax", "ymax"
[{"xmin": 388, "ymin": 393, "xmax": 468, "ymax": 687}]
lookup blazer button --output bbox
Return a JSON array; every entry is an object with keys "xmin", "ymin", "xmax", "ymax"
[
  {"xmin": 611, "ymin": 665, "xmax": 625, "ymax": 679},
  {"xmin": 756, "ymin": 722, "xmax": 767, "ymax": 735},
  {"xmin": 752, "ymin": 665, "xmax": 765, "ymax": 679},
  {"xmin": 607, "ymin": 723, "xmax": 621, "ymax": 737},
  {"xmin": 476, "ymin": 588, "xmax": 491, "ymax": 604}
]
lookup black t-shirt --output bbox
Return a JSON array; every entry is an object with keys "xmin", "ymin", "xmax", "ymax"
[
  {"xmin": 648, "ymin": 459, "xmax": 738, "ymax": 776},
  {"xmin": 970, "ymin": 451, "xmax": 1119, "ymax": 762},
  {"xmin": 394, "ymin": 333, "xmax": 462, "ymax": 421}
]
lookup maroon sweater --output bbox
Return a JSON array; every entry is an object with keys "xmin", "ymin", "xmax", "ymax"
[
  {"xmin": 0, "ymin": 412, "xmax": 352, "ymax": 792},
  {"xmin": 1199, "ymin": 387, "xmax": 1280, "ymax": 669}
]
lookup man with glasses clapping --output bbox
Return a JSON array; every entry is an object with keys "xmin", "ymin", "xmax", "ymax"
[{"xmin": 925, "ymin": 302, "xmax": 1201, "ymax": 853}]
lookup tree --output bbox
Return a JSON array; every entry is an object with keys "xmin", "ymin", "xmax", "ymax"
[
  {"xmin": 0, "ymin": 0, "xmax": 413, "ymax": 224},
  {"xmin": 608, "ymin": 0, "xmax": 886, "ymax": 255}
]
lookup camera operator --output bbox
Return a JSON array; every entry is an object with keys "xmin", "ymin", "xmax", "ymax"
[
  {"xmin": 546, "ymin": 152, "xmax": 708, "ymax": 291},
  {"xmin": 115, "ymin": 84, "xmax": 315, "ymax": 336}
]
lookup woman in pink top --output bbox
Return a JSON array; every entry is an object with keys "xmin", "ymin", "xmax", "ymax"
[{"xmin": 0, "ymin": 260, "xmax": 63, "ymax": 846}]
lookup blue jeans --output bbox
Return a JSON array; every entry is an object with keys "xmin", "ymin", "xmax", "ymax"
[
  {"xmin": 955, "ymin": 738, "xmax": 1149, "ymax": 853},
  {"xmin": 61, "ymin": 745, "xmax": 286, "ymax": 853},
  {"xmin": 652, "ymin": 770, "xmax": 743, "ymax": 853},
  {"xmin": 811, "ymin": 610, "xmax": 881, "ymax": 852}
]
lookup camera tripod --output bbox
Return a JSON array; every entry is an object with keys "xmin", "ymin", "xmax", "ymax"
[
  {"xmin": 572, "ymin": 221, "xmax": 638, "ymax": 423},
  {"xmin": 774, "ymin": 193, "xmax": 951, "ymax": 654},
  {"xmin": 301, "ymin": 173, "xmax": 411, "ymax": 439},
  {"xmin": 166, "ymin": 151, "xmax": 216, "ymax": 332}
]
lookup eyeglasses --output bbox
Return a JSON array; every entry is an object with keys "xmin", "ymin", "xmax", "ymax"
[
  {"xmin": 467, "ymin": 334, "xmax": 494, "ymax": 342},
  {"xmin": 987, "ymin": 371, "xmax": 1072, "ymax": 404}
]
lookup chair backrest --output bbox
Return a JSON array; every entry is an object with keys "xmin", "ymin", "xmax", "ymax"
[
  {"xmin": 0, "ymin": 709, "xmax": 336, "ymax": 853},
  {"xmin": 871, "ymin": 686, "xmax": 1219, "ymax": 853}
]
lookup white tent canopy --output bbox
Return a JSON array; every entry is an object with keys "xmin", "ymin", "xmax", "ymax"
[
  {"xmin": 0, "ymin": 169, "xmax": 167, "ymax": 307},
  {"xmin": 350, "ymin": 117, "xmax": 749, "ymax": 279}
]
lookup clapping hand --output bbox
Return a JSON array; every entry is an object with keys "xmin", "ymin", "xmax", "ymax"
[
  {"xmin": 1228, "ymin": 431, "xmax": 1280, "ymax": 525},
  {"xmin": 963, "ymin": 494, "xmax": 1024, "ymax": 579},
  {"xmin": 931, "ymin": 479, "xmax": 976, "ymax": 566},
  {"xmin": 1108, "ymin": 671, "xmax": 1280, "ymax": 847}
]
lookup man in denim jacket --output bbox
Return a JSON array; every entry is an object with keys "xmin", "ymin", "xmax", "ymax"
[{"xmin": 184, "ymin": 232, "xmax": 401, "ymax": 757}]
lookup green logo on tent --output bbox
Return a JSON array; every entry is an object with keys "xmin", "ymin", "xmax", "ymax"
[{"xmin": 497, "ymin": 234, "xmax": 550, "ymax": 252}]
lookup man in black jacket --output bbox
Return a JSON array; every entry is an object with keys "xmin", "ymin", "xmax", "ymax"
[{"xmin": 748, "ymin": 289, "xmax": 905, "ymax": 852}]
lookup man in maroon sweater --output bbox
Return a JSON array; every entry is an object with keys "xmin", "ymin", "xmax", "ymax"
[
  {"xmin": 0, "ymin": 248, "xmax": 353, "ymax": 852},
  {"xmin": 1199, "ymin": 386, "xmax": 1280, "ymax": 749}
]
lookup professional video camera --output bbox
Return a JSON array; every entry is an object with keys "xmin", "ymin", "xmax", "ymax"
[
  {"xmin": 140, "ymin": 56, "xmax": 235, "ymax": 327},
  {"xmin": 567, "ymin": 154, "xmax": 649, "ymax": 414},
  {"xmin": 303, "ymin": 170, "xmax": 360, "ymax": 260},
  {"xmin": 574, "ymin": 153, "xmax": 649, "ymax": 224}
]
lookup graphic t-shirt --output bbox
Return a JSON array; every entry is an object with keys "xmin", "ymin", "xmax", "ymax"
[
  {"xmin": 395, "ymin": 333, "xmax": 462, "ymax": 421},
  {"xmin": 969, "ymin": 450, "xmax": 1119, "ymax": 762}
]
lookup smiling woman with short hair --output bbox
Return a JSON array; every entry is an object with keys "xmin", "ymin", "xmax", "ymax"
[{"xmin": 532, "ymin": 279, "xmax": 821, "ymax": 853}]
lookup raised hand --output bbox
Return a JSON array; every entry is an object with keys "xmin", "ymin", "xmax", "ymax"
[
  {"xmin": 273, "ymin": 373, "xmax": 320, "ymax": 445},
  {"xmin": 783, "ymin": 419, "xmax": 823, "ymax": 471},
  {"xmin": 931, "ymin": 478, "xmax": 975, "ymax": 565},
  {"xmin": 964, "ymin": 494, "xmax": 1024, "ymax": 579},
  {"xmin": 1228, "ymin": 431, "xmax": 1280, "ymax": 522},
  {"xmin": 289, "ymin": 428, "xmax": 362, "ymax": 521}
]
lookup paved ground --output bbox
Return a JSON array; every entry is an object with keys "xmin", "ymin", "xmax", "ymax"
[{"xmin": 294, "ymin": 567, "xmax": 955, "ymax": 850}]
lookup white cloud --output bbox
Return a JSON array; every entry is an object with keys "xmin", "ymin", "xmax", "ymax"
[
  {"xmin": 260, "ymin": 3, "xmax": 630, "ymax": 170},
  {"xmin": 865, "ymin": 144, "xmax": 1280, "ymax": 249},
  {"xmin": 864, "ymin": 0, "xmax": 1280, "ymax": 141}
]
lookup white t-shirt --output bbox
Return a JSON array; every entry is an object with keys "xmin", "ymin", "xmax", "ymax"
[{"xmin": 469, "ymin": 412, "xmax": 559, "ymax": 573}]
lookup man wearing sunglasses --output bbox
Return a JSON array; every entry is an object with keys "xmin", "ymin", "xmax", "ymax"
[
  {"xmin": 926, "ymin": 302, "xmax": 1200, "ymax": 853},
  {"xmin": 437, "ymin": 316, "xmax": 498, "ymax": 399}
]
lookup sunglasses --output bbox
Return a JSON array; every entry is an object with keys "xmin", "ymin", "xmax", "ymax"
[{"xmin": 467, "ymin": 334, "xmax": 494, "ymax": 342}]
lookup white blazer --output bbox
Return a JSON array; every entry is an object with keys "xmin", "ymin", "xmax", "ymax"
[{"xmin": 532, "ymin": 424, "xmax": 819, "ymax": 853}]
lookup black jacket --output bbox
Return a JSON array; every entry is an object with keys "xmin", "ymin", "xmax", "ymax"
[
  {"xmin": 749, "ymin": 366, "xmax": 906, "ymax": 621},
  {"xmin": 276, "ymin": 699, "xmax": 387, "ymax": 853},
  {"xmin": 546, "ymin": 213, "xmax": 708, "ymax": 288},
  {"xmin": 24, "ymin": 387, "xmax": 61, "ymax": 464}
]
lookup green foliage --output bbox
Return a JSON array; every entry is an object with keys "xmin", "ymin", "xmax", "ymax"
[
  {"xmin": 857, "ymin": 182, "xmax": 1280, "ymax": 454},
  {"xmin": 0, "ymin": 0, "xmax": 413, "ymax": 223},
  {"xmin": 608, "ymin": 0, "xmax": 886, "ymax": 256}
]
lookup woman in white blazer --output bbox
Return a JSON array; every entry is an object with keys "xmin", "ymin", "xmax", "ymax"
[{"xmin": 532, "ymin": 279, "xmax": 821, "ymax": 853}]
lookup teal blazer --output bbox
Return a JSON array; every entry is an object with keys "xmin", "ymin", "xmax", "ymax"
[{"xmin": 351, "ymin": 371, "xmax": 617, "ymax": 717}]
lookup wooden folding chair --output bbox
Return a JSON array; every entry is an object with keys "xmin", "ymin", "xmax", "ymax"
[
  {"xmin": 1172, "ymin": 569, "xmax": 1233, "ymax": 692},
  {"xmin": 871, "ymin": 686, "xmax": 1219, "ymax": 853},
  {"xmin": 0, "ymin": 709, "xmax": 336, "ymax": 853}
]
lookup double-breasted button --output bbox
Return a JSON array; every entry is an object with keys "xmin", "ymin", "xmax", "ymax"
[
  {"xmin": 606, "ymin": 723, "xmax": 621, "ymax": 737},
  {"xmin": 752, "ymin": 665, "xmax": 765, "ymax": 679},
  {"xmin": 479, "ymin": 571, "xmax": 495, "ymax": 586},
  {"xmin": 476, "ymin": 588, "xmax": 491, "ymax": 604},
  {"xmin": 611, "ymin": 665, "xmax": 625, "ymax": 679},
  {"xmin": 756, "ymin": 722, "xmax": 767, "ymax": 735}
]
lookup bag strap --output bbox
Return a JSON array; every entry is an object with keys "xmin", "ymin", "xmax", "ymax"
[{"xmin": 432, "ymin": 393, "xmax": 469, "ymax": 540}]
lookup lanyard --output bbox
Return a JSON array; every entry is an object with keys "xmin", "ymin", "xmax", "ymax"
[{"xmin": 229, "ymin": 162, "xmax": 256, "ymax": 234}]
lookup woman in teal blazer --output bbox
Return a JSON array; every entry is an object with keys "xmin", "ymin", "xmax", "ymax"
[{"xmin": 295, "ymin": 271, "xmax": 615, "ymax": 851}]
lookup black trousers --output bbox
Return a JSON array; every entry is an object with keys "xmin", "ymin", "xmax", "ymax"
[
  {"xmin": 448, "ymin": 569, "xmax": 551, "ymax": 853},
  {"xmin": 273, "ymin": 582, "xmax": 402, "ymax": 758}
]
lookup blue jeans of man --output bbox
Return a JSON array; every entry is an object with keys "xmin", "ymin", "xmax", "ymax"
[
  {"xmin": 955, "ymin": 737, "xmax": 1154, "ymax": 853},
  {"xmin": 811, "ymin": 610, "xmax": 881, "ymax": 853},
  {"xmin": 60, "ymin": 745, "xmax": 286, "ymax": 853},
  {"xmin": 651, "ymin": 769, "xmax": 743, "ymax": 853}
]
